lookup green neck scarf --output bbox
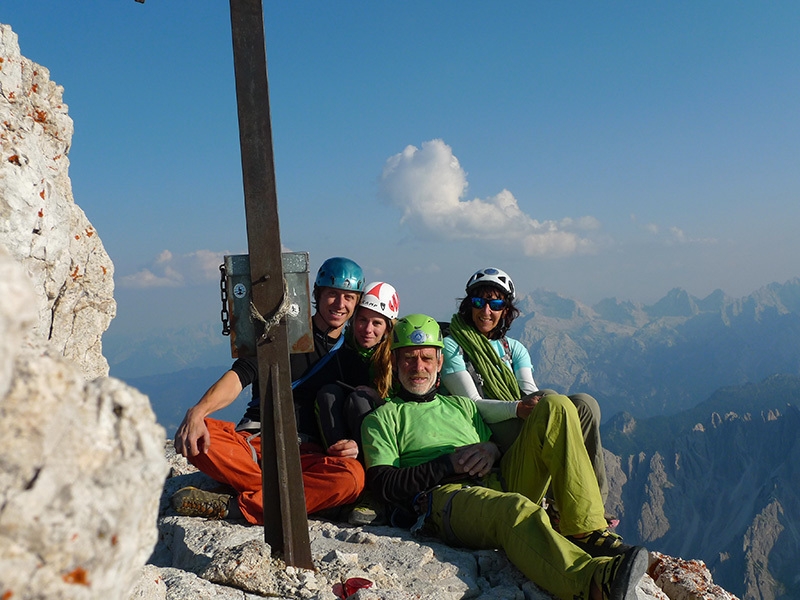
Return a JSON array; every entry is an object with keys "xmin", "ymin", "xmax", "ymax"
[{"xmin": 449, "ymin": 313, "xmax": 520, "ymax": 402}]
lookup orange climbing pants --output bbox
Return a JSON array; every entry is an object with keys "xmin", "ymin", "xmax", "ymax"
[{"xmin": 188, "ymin": 418, "xmax": 365, "ymax": 524}]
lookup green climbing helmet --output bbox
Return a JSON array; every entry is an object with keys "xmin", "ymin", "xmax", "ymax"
[{"xmin": 391, "ymin": 314, "xmax": 444, "ymax": 350}]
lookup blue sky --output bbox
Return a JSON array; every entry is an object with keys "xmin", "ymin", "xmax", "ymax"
[{"xmin": 5, "ymin": 2, "xmax": 800, "ymax": 343}]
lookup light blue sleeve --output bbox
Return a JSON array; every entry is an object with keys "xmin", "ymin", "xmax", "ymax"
[
  {"xmin": 507, "ymin": 337, "xmax": 533, "ymax": 372},
  {"xmin": 508, "ymin": 337, "xmax": 538, "ymax": 394},
  {"xmin": 442, "ymin": 336, "xmax": 466, "ymax": 376}
]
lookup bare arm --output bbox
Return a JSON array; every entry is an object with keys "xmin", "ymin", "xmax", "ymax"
[{"xmin": 174, "ymin": 370, "xmax": 243, "ymax": 458}]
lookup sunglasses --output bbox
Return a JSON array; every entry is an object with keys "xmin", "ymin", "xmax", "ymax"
[{"xmin": 470, "ymin": 297, "xmax": 507, "ymax": 311}]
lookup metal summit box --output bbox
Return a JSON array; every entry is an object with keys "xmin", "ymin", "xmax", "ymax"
[{"xmin": 222, "ymin": 252, "xmax": 313, "ymax": 357}]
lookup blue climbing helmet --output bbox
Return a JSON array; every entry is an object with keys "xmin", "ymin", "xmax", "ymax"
[{"xmin": 314, "ymin": 257, "xmax": 365, "ymax": 292}]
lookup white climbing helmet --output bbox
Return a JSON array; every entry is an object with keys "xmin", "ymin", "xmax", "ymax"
[
  {"xmin": 465, "ymin": 268, "xmax": 515, "ymax": 301},
  {"xmin": 359, "ymin": 282, "xmax": 400, "ymax": 320}
]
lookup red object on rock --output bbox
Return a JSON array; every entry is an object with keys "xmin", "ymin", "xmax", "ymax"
[{"xmin": 332, "ymin": 577, "xmax": 373, "ymax": 599}]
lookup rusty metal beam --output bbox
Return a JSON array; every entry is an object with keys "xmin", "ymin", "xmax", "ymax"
[{"xmin": 228, "ymin": 0, "xmax": 313, "ymax": 569}]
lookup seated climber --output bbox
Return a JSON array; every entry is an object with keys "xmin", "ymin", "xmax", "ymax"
[
  {"xmin": 361, "ymin": 314, "xmax": 648, "ymax": 600},
  {"xmin": 171, "ymin": 257, "xmax": 367, "ymax": 523}
]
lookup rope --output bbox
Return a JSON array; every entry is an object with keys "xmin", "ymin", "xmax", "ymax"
[
  {"xmin": 250, "ymin": 277, "xmax": 291, "ymax": 343},
  {"xmin": 449, "ymin": 313, "xmax": 520, "ymax": 401}
]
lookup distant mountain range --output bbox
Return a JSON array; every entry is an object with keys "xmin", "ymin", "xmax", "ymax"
[
  {"xmin": 104, "ymin": 321, "xmax": 234, "ymax": 380},
  {"xmin": 511, "ymin": 277, "xmax": 800, "ymax": 419},
  {"xmin": 110, "ymin": 277, "xmax": 800, "ymax": 437}
]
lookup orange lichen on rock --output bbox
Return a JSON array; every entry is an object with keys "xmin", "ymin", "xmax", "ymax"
[
  {"xmin": 39, "ymin": 190, "xmax": 45, "ymax": 200},
  {"xmin": 38, "ymin": 209, "xmax": 44, "ymax": 217},
  {"xmin": 7, "ymin": 155, "xmax": 20, "ymax": 166},
  {"xmin": 648, "ymin": 551, "xmax": 735, "ymax": 600},
  {"xmin": 70, "ymin": 266, "xmax": 80, "ymax": 280},
  {"xmin": 33, "ymin": 110, "xmax": 47, "ymax": 123},
  {"xmin": 2, "ymin": 590, "xmax": 13, "ymax": 600},
  {"xmin": 85, "ymin": 227, "xmax": 95, "ymax": 237},
  {"xmin": 62, "ymin": 567, "xmax": 90, "ymax": 586}
]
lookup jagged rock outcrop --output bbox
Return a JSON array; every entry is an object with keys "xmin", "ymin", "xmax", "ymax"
[
  {"xmin": 607, "ymin": 388, "xmax": 800, "ymax": 600},
  {"xmin": 0, "ymin": 23, "xmax": 115, "ymax": 380},
  {"xmin": 0, "ymin": 247, "xmax": 169, "ymax": 599},
  {"xmin": 1, "ymin": 25, "xmax": 168, "ymax": 600}
]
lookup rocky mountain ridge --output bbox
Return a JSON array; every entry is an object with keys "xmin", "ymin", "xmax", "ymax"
[
  {"xmin": 602, "ymin": 374, "xmax": 800, "ymax": 600},
  {"xmin": 512, "ymin": 279, "xmax": 800, "ymax": 419}
]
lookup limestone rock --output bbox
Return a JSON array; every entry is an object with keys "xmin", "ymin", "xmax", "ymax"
[
  {"xmin": 649, "ymin": 552, "xmax": 738, "ymax": 600},
  {"xmin": 0, "ymin": 23, "xmax": 115, "ymax": 380},
  {"xmin": 0, "ymin": 248, "xmax": 169, "ymax": 598}
]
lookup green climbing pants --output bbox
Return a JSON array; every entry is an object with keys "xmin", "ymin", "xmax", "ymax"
[{"xmin": 426, "ymin": 394, "xmax": 609, "ymax": 600}]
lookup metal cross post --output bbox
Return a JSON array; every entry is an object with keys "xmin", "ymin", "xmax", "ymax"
[{"xmin": 228, "ymin": 0, "xmax": 313, "ymax": 569}]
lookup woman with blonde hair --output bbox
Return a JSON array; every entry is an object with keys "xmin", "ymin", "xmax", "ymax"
[{"xmin": 315, "ymin": 281, "xmax": 399, "ymax": 461}]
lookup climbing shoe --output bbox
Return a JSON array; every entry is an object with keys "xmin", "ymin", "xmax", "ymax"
[
  {"xmin": 568, "ymin": 528, "xmax": 631, "ymax": 557},
  {"xmin": 170, "ymin": 486, "xmax": 232, "ymax": 519},
  {"xmin": 592, "ymin": 545, "xmax": 649, "ymax": 600},
  {"xmin": 347, "ymin": 493, "xmax": 387, "ymax": 526}
]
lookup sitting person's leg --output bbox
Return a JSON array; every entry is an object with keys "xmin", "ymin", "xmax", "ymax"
[
  {"xmin": 538, "ymin": 389, "xmax": 608, "ymax": 505},
  {"xmin": 315, "ymin": 383, "xmax": 350, "ymax": 449},
  {"xmin": 501, "ymin": 394, "xmax": 607, "ymax": 537},
  {"xmin": 300, "ymin": 443, "xmax": 365, "ymax": 514},
  {"xmin": 344, "ymin": 386, "xmax": 386, "ymax": 454},
  {"xmin": 183, "ymin": 418, "xmax": 265, "ymax": 524},
  {"xmin": 568, "ymin": 392, "xmax": 608, "ymax": 503},
  {"xmin": 427, "ymin": 483, "xmax": 600, "ymax": 600}
]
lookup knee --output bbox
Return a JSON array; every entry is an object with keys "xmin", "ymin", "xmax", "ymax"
[
  {"xmin": 478, "ymin": 492, "xmax": 547, "ymax": 528},
  {"xmin": 538, "ymin": 393, "xmax": 574, "ymax": 413},
  {"xmin": 316, "ymin": 383, "xmax": 347, "ymax": 406},
  {"xmin": 331, "ymin": 456, "xmax": 365, "ymax": 490},
  {"xmin": 569, "ymin": 393, "xmax": 601, "ymax": 424}
]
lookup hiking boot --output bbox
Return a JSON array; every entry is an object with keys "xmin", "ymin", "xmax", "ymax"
[
  {"xmin": 170, "ymin": 486, "xmax": 232, "ymax": 519},
  {"xmin": 347, "ymin": 493, "xmax": 387, "ymax": 526},
  {"xmin": 592, "ymin": 546, "xmax": 649, "ymax": 600},
  {"xmin": 568, "ymin": 528, "xmax": 632, "ymax": 557}
]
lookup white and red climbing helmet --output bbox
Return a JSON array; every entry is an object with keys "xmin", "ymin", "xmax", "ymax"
[
  {"xmin": 359, "ymin": 282, "xmax": 400, "ymax": 320},
  {"xmin": 465, "ymin": 267, "xmax": 515, "ymax": 301}
]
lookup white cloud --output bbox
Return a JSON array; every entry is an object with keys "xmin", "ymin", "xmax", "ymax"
[
  {"xmin": 632, "ymin": 214, "xmax": 716, "ymax": 245},
  {"xmin": 380, "ymin": 139, "xmax": 597, "ymax": 257},
  {"xmin": 119, "ymin": 249, "xmax": 226, "ymax": 289}
]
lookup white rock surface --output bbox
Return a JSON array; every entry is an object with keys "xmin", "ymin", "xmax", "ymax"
[
  {"xmin": 140, "ymin": 446, "xmax": 739, "ymax": 600},
  {"xmin": 0, "ymin": 23, "xmax": 115, "ymax": 380},
  {"xmin": 0, "ymin": 247, "xmax": 169, "ymax": 599},
  {"xmin": 1, "ymin": 24, "xmax": 168, "ymax": 600}
]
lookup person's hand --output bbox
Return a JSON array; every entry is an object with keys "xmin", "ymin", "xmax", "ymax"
[
  {"xmin": 327, "ymin": 439, "xmax": 359, "ymax": 459},
  {"xmin": 174, "ymin": 408, "xmax": 210, "ymax": 457},
  {"xmin": 450, "ymin": 442, "xmax": 500, "ymax": 478},
  {"xmin": 516, "ymin": 392, "xmax": 544, "ymax": 419}
]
